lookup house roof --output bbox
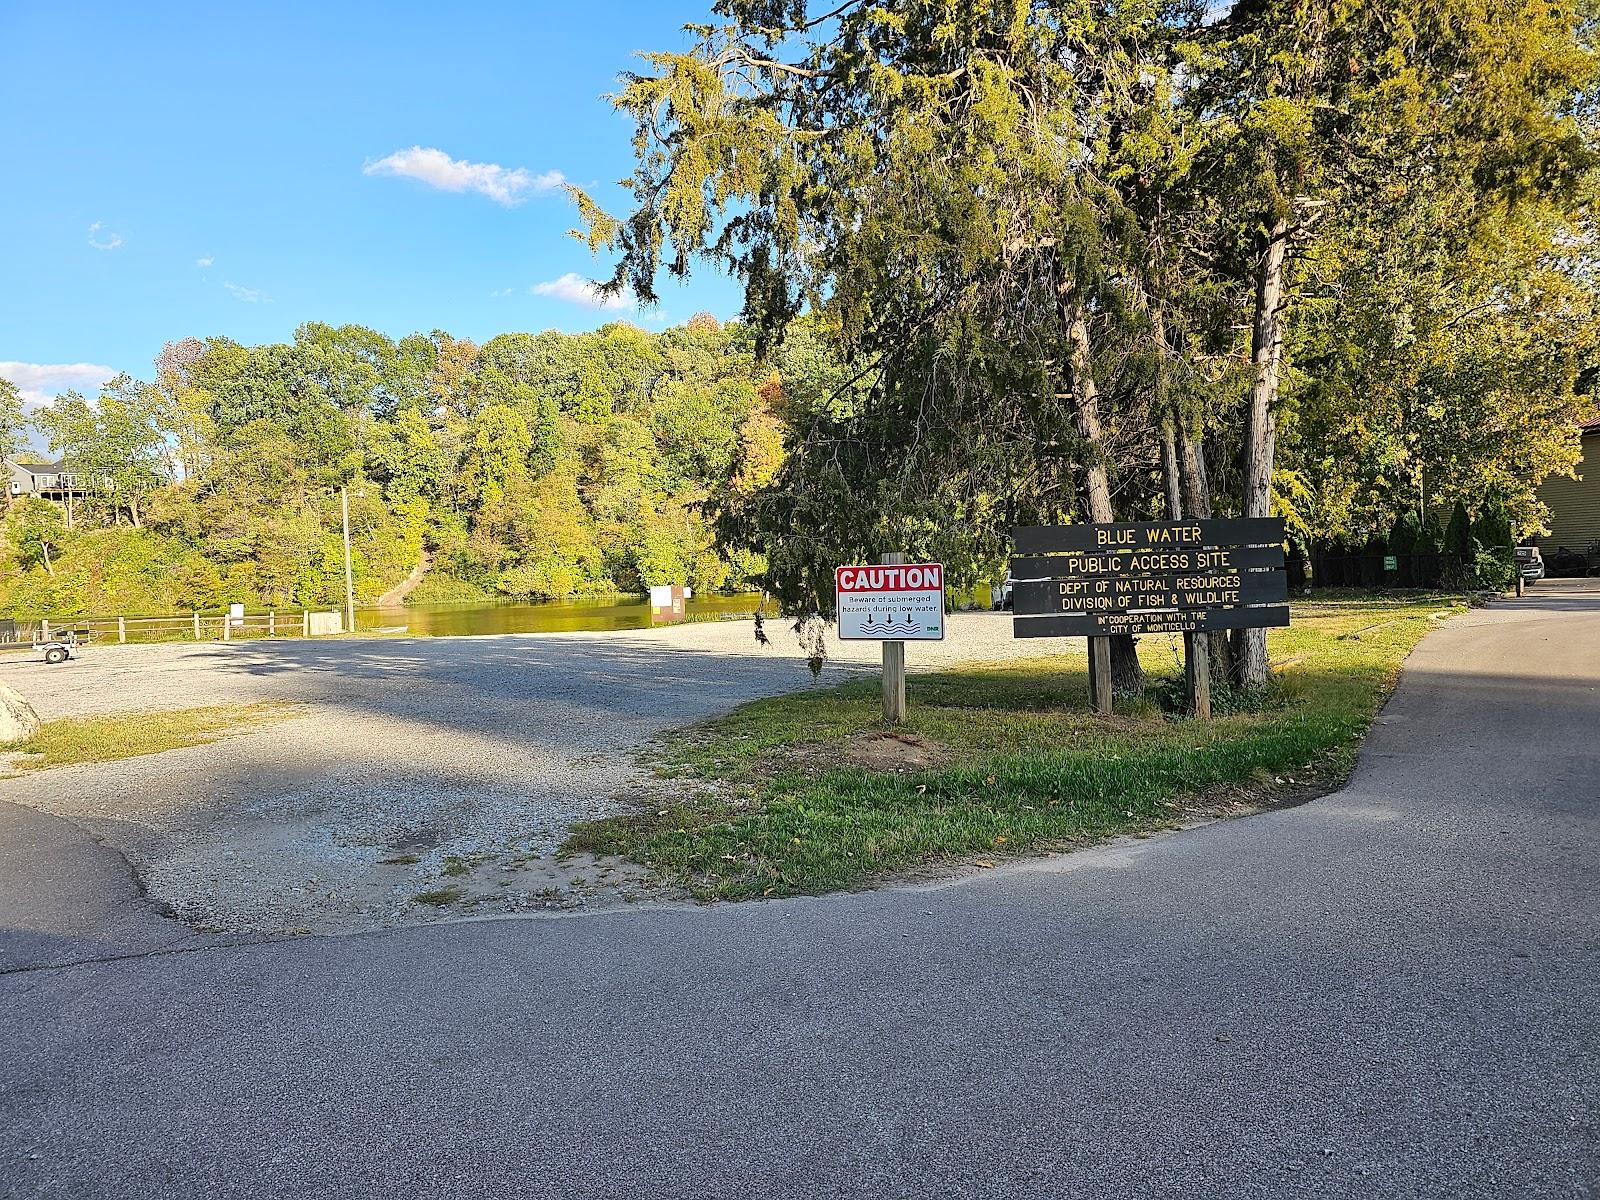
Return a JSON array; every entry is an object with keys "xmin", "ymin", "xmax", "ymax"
[{"xmin": 9, "ymin": 459, "xmax": 69, "ymax": 473}]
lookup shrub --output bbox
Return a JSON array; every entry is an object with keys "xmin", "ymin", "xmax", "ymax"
[{"xmin": 1473, "ymin": 547, "xmax": 1516, "ymax": 592}]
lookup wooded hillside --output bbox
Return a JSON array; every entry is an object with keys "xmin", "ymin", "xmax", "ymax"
[{"xmin": 0, "ymin": 314, "xmax": 788, "ymax": 616}]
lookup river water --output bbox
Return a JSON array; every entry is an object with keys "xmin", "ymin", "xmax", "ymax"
[{"xmin": 355, "ymin": 592, "xmax": 773, "ymax": 637}]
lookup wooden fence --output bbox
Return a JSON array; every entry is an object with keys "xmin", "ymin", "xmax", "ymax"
[{"xmin": 1, "ymin": 610, "xmax": 336, "ymax": 648}]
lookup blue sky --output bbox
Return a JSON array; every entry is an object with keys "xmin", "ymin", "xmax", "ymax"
[{"xmin": 0, "ymin": 0, "xmax": 739, "ymax": 408}]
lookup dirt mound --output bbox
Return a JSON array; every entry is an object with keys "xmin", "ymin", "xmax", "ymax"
[{"xmin": 842, "ymin": 731, "xmax": 944, "ymax": 772}]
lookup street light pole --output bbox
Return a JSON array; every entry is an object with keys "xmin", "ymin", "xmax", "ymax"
[{"xmin": 340, "ymin": 485, "xmax": 355, "ymax": 635}]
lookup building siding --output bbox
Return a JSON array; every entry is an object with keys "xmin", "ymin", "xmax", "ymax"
[{"xmin": 1538, "ymin": 431, "xmax": 1600, "ymax": 556}]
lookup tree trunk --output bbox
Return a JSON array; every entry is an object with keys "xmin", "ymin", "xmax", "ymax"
[
  {"xmin": 41, "ymin": 543, "xmax": 54, "ymax": 577},
  {"xmin": 1160, "ymin": 420, "xmax": 1181, "ymax": 520},
  {"xmin": 1176, "ymin": 412, "xmax": 1233, "ymax": 682},
  {"xmin": 1234, "ymin": 215, "xmax": 1291, "ymax": 687},
  {"xmin": 1061, "ymin": 291, "xmax": 1143, "ymax": 696},
  {"xmin": 1175, "ymin": 412, "xmax": 1210, "ymax": 522}
]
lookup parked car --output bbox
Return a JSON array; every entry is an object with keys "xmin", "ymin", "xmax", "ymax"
[
  {"xmin": 992, "ymin": 576, "xmax": 1015, "ymax": 610},
  {"xmin": 1515, "ymin": 545, "xmax": 1545, "ymax": 583}
]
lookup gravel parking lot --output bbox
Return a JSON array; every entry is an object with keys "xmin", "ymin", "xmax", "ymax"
[{"xmin": 0, "ymin": 614, "xmax": 1064, "ymax": 934}]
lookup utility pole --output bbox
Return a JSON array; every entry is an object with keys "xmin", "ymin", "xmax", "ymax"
[{"xmin": 340, "ymin": 485, "xmax": 355, "ymax": 635}]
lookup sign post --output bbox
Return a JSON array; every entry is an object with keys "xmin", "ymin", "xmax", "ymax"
[
  {"xmin": 1089, "ymin": 635, "xmax": 1112, "ymax": 717},
  {"xmin": 835, "ymin": 557, "xmax": 946, "ymax": 726},
  {"xmin": 1010, "ymin": 518, "xmax": 1287, "ymax": 718},
  {"xmin": 879, "ymin": 553, "xmax": 907, "ymax": 723}
]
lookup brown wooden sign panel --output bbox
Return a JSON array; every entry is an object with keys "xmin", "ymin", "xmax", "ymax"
[
  {"xmin": 1014, "ymin": 605, "xmax": 1291, "ymax": 639},
  {"xmin": 1012, "ymin": 570, "xmax": 1288, "ymax": 617},
  {"xmin": 1010, "ymin": 543, "xmax": 1284, "ymax": 582},
  {"xmin": 1012, "ymin": 518, "xmax": 1286, "ymax": 556}
]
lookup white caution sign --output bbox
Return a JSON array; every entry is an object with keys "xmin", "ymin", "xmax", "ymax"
[{"xmin": 835, "ymin": 562, "xmax": 946, "ymax": 641}]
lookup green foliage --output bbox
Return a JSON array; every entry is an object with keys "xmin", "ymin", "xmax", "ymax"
[
  {"xmin": 1472, "ymin": 548, "xmax": 1517, "ymax": 592},
  {"xmin": 1470, "ymin": 496, "xmax": 1517, "ymax": 589},
  {"xmin": 1471, "ymin": 497, "xmax": 1515, "ymax": 554},
  {"xmin": 6, "ymin": 498, "xmax": 68, "ymax": 575},
  {"xmin": 1, "ymin": 318, "xmax": 781, "ymax": 617}
]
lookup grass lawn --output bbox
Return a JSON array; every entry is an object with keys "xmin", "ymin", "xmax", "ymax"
[
  {"xmin": 565, "ymin": 593, "xmax": 1465, "ymax": 900},
  {"xmin": 2, "ymin": 703, "xmax": 296, "ymax": 774}
]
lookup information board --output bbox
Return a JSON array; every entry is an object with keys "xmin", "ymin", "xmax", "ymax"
[
  {"xmin": 836, "ymin": 562, "xmax": 946, "ymax": 641},
  {"xmin": 1011, "ymin": 519, "xmax": 1287, "ymax": 641}
]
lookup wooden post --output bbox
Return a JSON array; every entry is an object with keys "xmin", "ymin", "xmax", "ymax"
[
  {"xmin": 268, "ymin": 611, "xmax": 276, "ymax": 637},
  {"xmin": 881, "ymin": 551, "xmax": 907, "ymax": 725},
  {"xmin": 1515, "ymin": 573, "xmax": 1525, "ymax": 597},
  {"xmin": 222, "ymin": 612, "xmax": 230, "ymax": 641},
  {"xmin": 40, "ymin": 618, "xmax": 50, "ymax": 643},
  {"xmin": 1185, "ymin": 630, "xmax": 1212, "ymax": 719},
  {"xmin": 118, "ymin": 616, "xmax": 126, "ymax": 644},
  {"xmin": 302, "ymin": 610, "xmax": 310, "ymax": 637},
  {"xmin": 193, "ymin": 611, "xmax": 201, "ymax": 640},
  {"xmin": 1090, "ymin": 636, "xmax": 1113, "ymax": 717}
]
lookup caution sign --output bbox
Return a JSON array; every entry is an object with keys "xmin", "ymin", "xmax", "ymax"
[{"xmin": 836, "ymin": 562, "xmax": 946, "ymax": 641}]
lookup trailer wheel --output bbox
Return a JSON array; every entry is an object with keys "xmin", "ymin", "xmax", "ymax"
[{"xmin": 44, "ymin": 646, "xmax": 68, "ymax": 665}]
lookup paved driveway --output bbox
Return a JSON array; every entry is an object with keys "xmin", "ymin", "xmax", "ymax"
[{"xmin": 1, "ymin": 585, "xmax": 1597, "ymax": 1198}]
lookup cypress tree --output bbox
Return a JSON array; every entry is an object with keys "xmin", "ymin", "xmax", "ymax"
[
  {"xmin": 1471, "ymin": 497, "xmax": 1516, "ymax": 589},
  {"xmin": 1390, "ymin": 514, "xmax": 1418, "ymax": 588},
  {"xmin": 1472, "ymin": 498, "xmax": 1514, "ymax": 555}
]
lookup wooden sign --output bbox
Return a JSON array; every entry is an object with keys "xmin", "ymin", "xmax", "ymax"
[
  {"xmin": 1013, "ymin": 517, "xmax": 1285, "ymax": 555},
  {"xmin": 1010, "ymin": 544, "xmax": 1284, "ymax": 581},
  {"xmin": 649, "ymin": 584, "xmax": 688, "ymax": 623},
  {"xmin": 1012, "ymin": 570, "xmax": 1288, "ymax": 616},
  {"xmin": 1014, "ymin": 605, "xmax": 1291, "ymax": 639},
  {"xmin": 1010, "ymin": 519, "xmax": 1289, "ymax": 719}
]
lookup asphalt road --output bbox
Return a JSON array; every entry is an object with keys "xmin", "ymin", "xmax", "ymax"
[{"xmin": 2, "ymin": 584, "xmax": 1597, "ymax": 1199}]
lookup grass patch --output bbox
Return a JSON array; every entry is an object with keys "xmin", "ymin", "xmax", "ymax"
[
  {"xmin": 566, "ymin": 593, "xmax": 1464, "ymax": 901},
  {"xmin": 3, "ymin": 703, "xmax": 296, "ymax": 773},
  {"xmin": 414, "ymin": 886, "xmax": 464, "ymax": 907}
]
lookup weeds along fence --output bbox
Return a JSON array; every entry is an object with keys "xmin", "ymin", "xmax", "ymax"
[{"xmin": 0, "ymin": 610, "xmax": 333, "ymax": 647}]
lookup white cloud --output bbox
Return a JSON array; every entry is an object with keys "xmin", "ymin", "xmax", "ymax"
[
  {"xmin": 223, "ymin": 281, "xmax": 271, "ymax": 303},
  {"xmin": 363, "ymin": 146, "xmax": 565, "ymax": 206},
  {"xmin": 531, "ymin": 272, "xmax": 633, "ymax": 310},
  {"xmin": 87, "ymin": 221, "xmax": 123, "ymax": 250},
  {"xmin": 489, "ymin": 286, "xmax": 516, "ymax": 299},
  {"xmin": 196, "ymin": 254, "xmax": 214, "ymax": 268},
  {"xmin": 0, "ymin": 361, "xmax": 120, "ymax": 409}
]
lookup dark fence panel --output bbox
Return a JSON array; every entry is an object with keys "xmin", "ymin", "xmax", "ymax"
[{"xmin": 1307, "ymin": 550, "xmax": 1464, "ymax": 590}]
